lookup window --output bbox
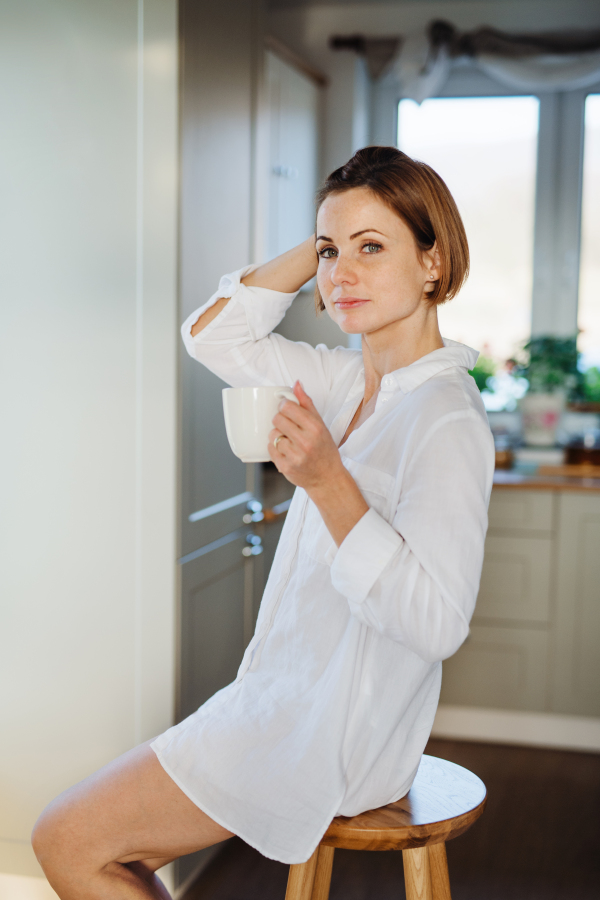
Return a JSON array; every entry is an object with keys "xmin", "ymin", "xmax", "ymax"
[
  {"xmin": 398, "ymin": 96, "xmax": 539, "ymax": 363},
  {"xmin": 578, "ymin": 93, "xmax": 600, "ymax": 369}
]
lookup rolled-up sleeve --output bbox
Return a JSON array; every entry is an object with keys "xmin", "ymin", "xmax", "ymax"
[
  {"xmin": 330, "ymin": 410, "xmax": 494, "ymax": 663},
  {"xmin": 181, "ymin": 267, "xmax": 358, "ymax": 414},
  {"xmin": 330, "ymin": 509, "xmax": 401, "ymax": 602}
]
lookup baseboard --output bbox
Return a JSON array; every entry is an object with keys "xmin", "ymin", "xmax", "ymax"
[{"xmin": 431, "ymin": 705, "xmax": 600, "ymax": 753}]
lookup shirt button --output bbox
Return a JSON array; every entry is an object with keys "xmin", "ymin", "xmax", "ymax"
[{"xmin": 382, "ymin": 375, "xmax": 395, "ymax": 390}]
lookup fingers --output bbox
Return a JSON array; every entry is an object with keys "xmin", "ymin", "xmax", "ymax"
[
  {"xmin": 269, "ymin": 428, "xmax": 287, "ymax": 452},
  {"xmin": 272, "ymin": 411, "xmax": 306, "ymax": 444},
  {"xmin": 275, "ymin": 405, "xmax": 311, "ymax": 437},
  {"xmin": 269, "ymin": 382, "xmax": 335, "ymax": 487},
  {"xmin": 293, "ymin": 380, "xmax": 315, "ymax": 410},
  {"xmin": 276, "ymin": 384, "xmax": 316, "ymax": 430},
  {"xmin": 268, "ymin": 429, "xmax": 291, "ymax": 472}
]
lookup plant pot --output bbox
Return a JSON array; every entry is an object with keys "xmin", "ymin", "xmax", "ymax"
[{"xmin": 519, "ymin": 392, "xmax": 565, "ymax": 446}]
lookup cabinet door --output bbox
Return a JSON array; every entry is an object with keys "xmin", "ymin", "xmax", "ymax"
[
  {"xmin": 179, "ymin": 532, "xmax": 259, "ymax": 722},
  {"xmin": 177, "ymin": 0, "xmax": 257, "ymax": 888},
  {"xmin": 474, "ymin": 535, "xmax": 552, "ymax": 624},
  {"xmin": 440, "ymin": 624, "xmax": 549, "ymax": 711},
  {"xmin": 488, "ymin": 490, "xmax": 554, "ymax": 534},
  {"xmin": 181, "ymin": 355, "xmax": 253, "ymax": 556},
  {"xmin": 179, "ymin": 0, "xmax": 257, "ymax": 559},
  {"xmin": 552, "ymin": 492, "xmax": 600, "ymax": 716},
  {"xmin": 265, "ymin": 51, "xmax": 319, "ymax": 260}
]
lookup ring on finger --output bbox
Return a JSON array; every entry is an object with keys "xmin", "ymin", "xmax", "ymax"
[{"xmin": 274, "ymin": 434, "xmax": 285, "ymax": 450}]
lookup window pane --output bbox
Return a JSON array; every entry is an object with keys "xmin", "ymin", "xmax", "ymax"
[
  {"xmin": 398, "ymin": 96, "xmax": 539, "ymax": 362},
  {"xmin": 578, "ymin": 94, "xmax": 600, "ymax": 368}
]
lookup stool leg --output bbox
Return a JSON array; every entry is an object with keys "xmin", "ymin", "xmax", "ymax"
[
  {"xmin": 311, "ymin": 846, "xmax": 335, "ymax": 900},
  {"xmin": 403, "ymin": 846, "xmax": 433, "ymax": 900},
  {"xmin": 285, "ymin": 846, "xmax": 320, "ymax": 900},
  {"xmin": 428, "ymin": 842, "xmax": 451, "ymax": 900}
]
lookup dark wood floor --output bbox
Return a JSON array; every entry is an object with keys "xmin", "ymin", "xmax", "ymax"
[{"xmin": 182, "ymin": 738, "xmax": 600, "ymax": 900}]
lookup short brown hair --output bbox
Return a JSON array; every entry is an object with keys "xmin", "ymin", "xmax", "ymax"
[{"xmin": 314, "ymin": 146, "xmax": 469, "ymax": 312}]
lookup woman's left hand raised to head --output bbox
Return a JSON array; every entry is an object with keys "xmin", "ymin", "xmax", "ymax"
[{"xmin": 269, "ymin": 382, "xmax": 369, "ymax": 546}]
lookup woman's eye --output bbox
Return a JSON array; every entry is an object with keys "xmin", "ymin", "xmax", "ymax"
[
  {"xmin": 318, "ymin": 247, "xmax": 337, "ymax": 259},
  {"xmin": 363, "ymin": 242, "xmax": 382, "ymax": 254}
]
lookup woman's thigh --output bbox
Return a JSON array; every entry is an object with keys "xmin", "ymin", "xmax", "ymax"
[{"xmin": 32, "ymin": 740, "xmax": 233, "ymax": 879}]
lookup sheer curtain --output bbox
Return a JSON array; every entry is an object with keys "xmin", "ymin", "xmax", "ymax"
[{"xmin": 391, "ymin": 22, "xmax": 600, "ymax": 104}]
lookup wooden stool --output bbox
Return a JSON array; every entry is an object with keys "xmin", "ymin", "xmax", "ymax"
[{"xmin": 285, "ymin": 755, "xmax": 486, "ymax": 900}]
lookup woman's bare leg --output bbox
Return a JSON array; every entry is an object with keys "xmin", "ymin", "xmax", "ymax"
[{"xmin": 32, "ymin": 740, "xmax": 233, "ymax": 899}]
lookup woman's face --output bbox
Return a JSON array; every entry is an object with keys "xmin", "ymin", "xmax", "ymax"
[{"xmin": 316, "ymin": 187, "xmax": 439, "ymax": 336}]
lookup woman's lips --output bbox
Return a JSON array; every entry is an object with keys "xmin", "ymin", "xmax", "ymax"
[{"xmin": 334, "ymin": 297, "xmax": 370, "ymax": 309}]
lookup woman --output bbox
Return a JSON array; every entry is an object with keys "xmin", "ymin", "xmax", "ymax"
[{"xmin": 32, "ymin": 147, "xmax": 494, "ymax": 899}]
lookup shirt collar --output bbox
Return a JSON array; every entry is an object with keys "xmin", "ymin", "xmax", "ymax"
[{"xmin": 380, "ymin": 339, "xmax": 479, "ymax": 395}]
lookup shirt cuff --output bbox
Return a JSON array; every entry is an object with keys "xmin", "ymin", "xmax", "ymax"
[
  {"xmin": 180, "ymin": 265, "xmax": 300, "ymax": 356},
  {"xmin": 180, "ymin": 265, "xmax": 256, "ymax": 356},
  {"xmin": 330, "ymin": 508, "xmax": 402, "ymax": 604}
]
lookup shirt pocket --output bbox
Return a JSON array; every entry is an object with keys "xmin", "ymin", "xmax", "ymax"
[
  {"xmin": 303, "ymin": 458, "xmax": 397, "ymax": 566},
  {"xmin": 342, "ymin": 457, "xmax": 396, "ymax": 521}
]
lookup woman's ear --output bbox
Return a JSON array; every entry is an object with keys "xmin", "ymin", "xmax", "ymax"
[{"xmin": 423, "ymin": 243, "xmax": 441, "ymax": 293}]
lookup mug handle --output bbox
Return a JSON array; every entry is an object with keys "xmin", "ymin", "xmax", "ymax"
[{"xmin": 275, "ymin": 388, "xmax": 299, "ymax": 405}]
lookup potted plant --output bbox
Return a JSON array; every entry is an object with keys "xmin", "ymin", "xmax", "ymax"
[
  {"xmin": 569, "ymin": 364, "xmax": 600, "ymax": 412},
  {"xmin": 513, "ymin": 336, "xmax": 579, "ymax": 446}
]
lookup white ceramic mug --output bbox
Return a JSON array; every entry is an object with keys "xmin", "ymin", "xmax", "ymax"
[{"xmin": 222, "ymin": 386, "xmax": 298, "ymax": 463}]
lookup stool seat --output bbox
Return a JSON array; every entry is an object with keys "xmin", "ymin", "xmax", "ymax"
[
  {"xmin": 285, "ymin": 755, "xmax": 487, "ymax": 900},
  {"xmin": 322, "ymin": 754, "xmax": 487, "ymax": 851}
]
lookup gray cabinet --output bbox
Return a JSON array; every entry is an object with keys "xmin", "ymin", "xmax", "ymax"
[
  {"xmin": 441, "ymin": 488, "xmax": 600, "ymax": 715},
  {"xmin": 180, "ymin": 533, "xmax": 252, "ymax": 721},
  {"xmin": 487, "ymin": 489, "xmax": 555, "ymax": 532},
  {"xmin": 176, "ymin": 0, "xmax": 261, "ymax": 888},
  {"xmin": 176, "ymin": 526, "xmax": 263, "ymax": 890},
  {"xmin": 475, "ymin": 534, "xmax": 553, "ymax": 624},
  {"xmin": 181, "ymin": 355, "xmax": 252, "ymax": 557},
  {"xmin": 552, "ymin": 493, "xmax": 600, "ymax": 717},
  {"xmin": 179, "ymin": 0, "xmax": 258, "ymax": 559},
  {"xmin": 441, "ymin": 490, "xmax": 554, "ymax": 710},
  {"xmin": 441, "ymin": 624, "xmax": 550, "ymax": 711},
  {"xmin": 264, "ymin": 50, "xmax": 320, "ymax": 261},
  {"xmin": 441, "ymin": 489, "xmax": 600, "ymax": 716}
]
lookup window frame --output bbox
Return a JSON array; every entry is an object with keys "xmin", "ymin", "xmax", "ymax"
[{"xmin": 378, "ymin": 63, "xmax": 600, "ymax": 343}]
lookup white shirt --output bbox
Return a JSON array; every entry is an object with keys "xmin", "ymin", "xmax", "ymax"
[{"xmin": 151, "ymin": 267, "xmax": 495, "ymax": 864}]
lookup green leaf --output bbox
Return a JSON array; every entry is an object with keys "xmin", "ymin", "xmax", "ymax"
[
  {"xmin": 469, "ymin": 356, "xmax": 496, "ymax": 393},
  {"xmin": 513, "ymin": 335, "xmax": 580, "ymax": 396}
]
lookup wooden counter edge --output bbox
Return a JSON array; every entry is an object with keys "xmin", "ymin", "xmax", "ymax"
[{"xmin": 493, "ymin": 474, "xmax": 600, "ymax": 493}]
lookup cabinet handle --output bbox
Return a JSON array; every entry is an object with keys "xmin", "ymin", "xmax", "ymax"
[
  {"xmin": 242, "ymin": 499, "xmax": 264, "ymax": 525},
  {"xmin": 242, "ymin": 534, "xmax": 263, "ymax": 557},
  {"xmin": 272, "ymin": 164, "xmax": 299, "ymax": 180},
  {"xmin": 262, "ymin": 498, "xmax": 292, "ymax": 523}
]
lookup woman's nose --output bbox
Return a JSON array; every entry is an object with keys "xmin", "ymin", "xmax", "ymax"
[{"xmin": 330, "ymin": 255, "xmax": 357, "ymax": 286}]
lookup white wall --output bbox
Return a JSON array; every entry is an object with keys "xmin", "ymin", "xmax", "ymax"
[{"xmin": 0, "ymin": 0, "xmax": 178, "ymax": 878}]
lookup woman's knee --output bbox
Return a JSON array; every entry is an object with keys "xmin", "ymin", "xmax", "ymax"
[{"xmin": 31, "ymin": 794, "xmax": 76, "ymax": 876}]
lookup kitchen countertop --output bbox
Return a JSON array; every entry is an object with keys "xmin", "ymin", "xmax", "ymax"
[
  {"xmin": 494, "ymin": 469, "xmax": 600, "ymax": 492},
  {"xmin": 264, "ymin": 460, "xmax": 600, "ymax": 502}
]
